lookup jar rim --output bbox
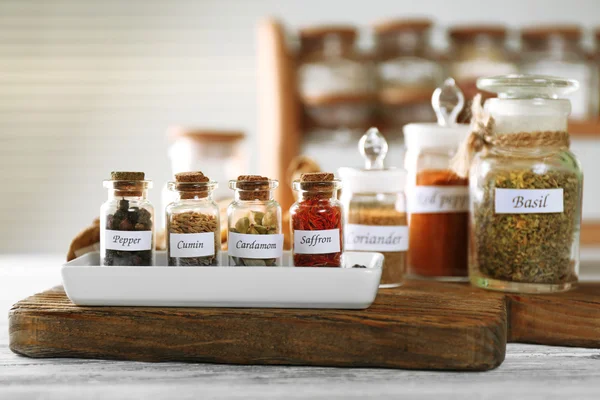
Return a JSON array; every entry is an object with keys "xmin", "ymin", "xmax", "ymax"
[
  {"xmin": 103, "ymin": 180, "xmax": 152, "ymax": 189},
  {"xmin": 477, "ymin": 74, "xmax": 579, "ymax": 99},
  {"xmin": 292, "ymin": 179, "xmax": 342, "ymax": 192},
  {"xmin": 228, "ymin": 179, "xmax": 278, "ymax": 191},
  {"xmin": 167, "ymin": 181, "xmax": 217, "ymax": 192}
]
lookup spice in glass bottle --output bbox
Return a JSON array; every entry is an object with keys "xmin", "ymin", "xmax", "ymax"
[
  {"xmin": 166, "ymin": 171, "xmax": 220, "ymax": 266},
  {"xmin": 460, "ymin": 75, "xmax": 584, "ymax": 293},
  {"xmin": 408, "ymin": 170, "xmax": 469, "ymax": 278},
  {"xmin": 403, "ymin": 78, "xmax": 470, "ymax": 280},
  {"xmin": 339, "ymin": 127, "xmax": 408, "ymax": 288},
  {"xmin": 101, "ymin": 171, "xmax": 154, "ymax": 266},
  {"xmin": 227, "ymin": 175, "xmax": 283, "ymax": 266},
  {"xmin": 290, "ymin": 172, "xmax": 343, "ymax": 267}
]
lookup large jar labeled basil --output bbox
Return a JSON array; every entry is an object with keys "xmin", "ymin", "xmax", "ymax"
[{"xmin": 467, "ymin": 75, "xmax": 583, "ymax": 293}]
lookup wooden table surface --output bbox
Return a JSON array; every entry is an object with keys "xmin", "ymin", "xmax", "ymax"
[{"xmin": 2, "ymin": 254, "xmax": 600, "ymax": 399}]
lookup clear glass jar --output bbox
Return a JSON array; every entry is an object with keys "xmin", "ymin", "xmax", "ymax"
[
  {"xmin": 403, "ymin": 124, "xmax": 470, "ymax": 281},
  {"xmin": 227, "ymin": 176, "xmax": 283, "ymax": 266},
  {"xmin": 100, "ymin": 172, "xmax": 154, "ymax": 266},
  {"xmin": 448, "ymin": 25, "xmax": 517, "ymax": 121},
  {"xmin": 470, "ymin": 75, "xmax": 584, "ymax": 293},
  {"xmin": 520, "ymin": 26, "xmax": 599, "ymax": 120},
  {"xmin": 373, "ymin": 19, "xmax": 443, "ymax": 132},
  {"xmin": 166, "ymin": 175, "xmax": 220, "ymax": 266},
  {"xmin": 596, "ymin": 29, "xmax": 600, "ymax": 117},
  {"xmin": 160, "ymin": 128, "xmax": 245, "ymax": 233},
  {"xmin": 338, "ymin": 167, "xmax": 408, "ymax": 288},
  {"xmin": 290, "ymin": 174, "xmax": 343, "ymax": 267},
  {"xmin": 298, "ymin": 25, "xmax": 375, "ymax": 129}
]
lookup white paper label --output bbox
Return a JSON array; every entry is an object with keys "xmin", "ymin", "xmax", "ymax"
[
  {"xmin": 345, "ymin": 224, "xmax": 408, "ymax": 252},
  {"xmin": 294, "ymin": 229, "xmax": 341, "ymax": 255},
  {"xmin": 105, "ymin": 229, "xmax": 152, "ymax": 251},
  {"xmin": 169, "ymin": 232, "xmax": 215, "ymax": 258},
  {"xmin": 228, "ymin": 232, "xmax": 284, "ymax": 259},
  {"xmin": 495, "ymin": 188, "xmax": 564, "ymax": 214},
  {"xmin": 407, "ymin": 186, "xmax": 469, "ymax": 213}
]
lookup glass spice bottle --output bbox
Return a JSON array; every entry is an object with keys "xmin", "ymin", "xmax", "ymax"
[
  {"xmin": 100, "ymin": 171, "xmax": 154, "ymax": 266},
  {"xmin": 339, "ymin": 128, "xmax": 408, "ymax": 288},
  {"xmin": 403, "ymin": 79, "xmax": 470, "ymax": 281},
  {"xmin": 166, "ymin": 171, "xmax": 220, "ymax": 266},
  {"xmin": 447, "ymin": 25, "xmax": 517, "ymax": 122},
  {"xmin": 373, "ymin": 18, "xmax": 443, "ymax": 133},
  {"xmin": 227, "ymin": 175, "xmax": 283, "ymax": 266},
  {"xmin": 519, "ymin": 25, "xmax": 599, "ymax": 120},
  {"xmin": 290, "ymin": 172, "xmax": 344, "ymax": 267},
  {"xmin": 467, "ymin": 74, "xmax": 584, "ymax": 293}
]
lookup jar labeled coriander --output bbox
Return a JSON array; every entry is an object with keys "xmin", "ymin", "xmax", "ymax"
[
  {"xmin": 100, "ymin": 172, "xmax": 154, "ymax": 266},
  {"xmin": 339, "ymin": 128, "xmax": 408, "ymax": 288},
  {"xmin": 467, "ymin": 75, "xmax": 584, "ymax": 293},
  {"xmin": 166, "ymin": 172, "xmax": 220, "ymax": 266}
]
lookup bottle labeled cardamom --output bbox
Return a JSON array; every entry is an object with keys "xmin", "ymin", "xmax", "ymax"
[
  {"xmin": 227, "ymin": 176, "xmax": 283, "ymax": 266},
  {"xmin": 166, "ymin": 172, "xmax": 220, "ymax": 266},
  {"xmin": 100, "ymin": 171, "xmax": 155, "ymax": 266},
  {"xmin": 467, "ymin": 75, "xmax": 584, "ymax": 293}
]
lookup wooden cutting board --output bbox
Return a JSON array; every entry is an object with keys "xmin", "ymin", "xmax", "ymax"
[
  {"xmin": 11, "ymin": 281, "xmax": 600, "ymax": 371},
  {"xmin": 9, "ymin": 281, "xmax": 507, "ymax": 371}
]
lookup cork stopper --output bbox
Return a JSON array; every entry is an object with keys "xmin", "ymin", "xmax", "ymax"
[
  {"xmin": 111, "ymin": 171, "xmax": 145, "ymax": 181},
  {"xmin": 298, "ymin": 172, "xmax": 336, "ymax": 198},
  {"xmin": 110, "ymin": 171, "xmax": 146, "ymax": 196},
  {"xmin": 175, "ymin": 171, "xmax": 210, "ymax": 183},
  {"xmin": 301, "ymin": 172, "xmax": 334, "ymax": 182},
  {"xmin": 235, "ymin": 175, "xmax": 271, "ymax": 201},
  {"xmin": 174, "ymin": 171, "xmax": 211, "ymax": 199}
]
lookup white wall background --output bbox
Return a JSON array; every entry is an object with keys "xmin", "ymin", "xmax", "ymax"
[{"xmin": 1, "ymin": 0, "xmax": 599, "ymax": 253}]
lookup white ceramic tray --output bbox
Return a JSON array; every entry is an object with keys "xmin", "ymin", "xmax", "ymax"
[{"xmin": 61, "ymin": 251, "xmax": 383, "ymax": 309}]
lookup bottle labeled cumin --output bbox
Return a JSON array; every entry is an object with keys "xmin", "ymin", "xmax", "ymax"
[
  {"xmin": 403, "ymin": 79, "xmax": 470, "ymax": 281},
  {"xmin": 166, "ymin": 172, "xmax": 220, "ymax": 266},
  {"xmin": 464, "ymin": 75, "xmax": 583, "ymax": 293},
  {"xmin": 290, "ymin": 172, "xmax": 344, "ymax": 267}
]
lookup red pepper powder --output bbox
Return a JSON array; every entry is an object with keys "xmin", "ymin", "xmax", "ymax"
[
  {"xmin": 408, "ymin": 169, "xmax": 469, "ymax": 277},
  {"xmin": 291, "ymin": 172, "xmax": 343, "ymax": 267}
]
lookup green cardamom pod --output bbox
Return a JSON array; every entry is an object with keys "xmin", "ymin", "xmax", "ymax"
[
  {"xmin": 235, "ymin": 217, "xmax": 250, "ymax": 234},
  {"xmin": 253, "ymin": 225, "xmax": 268, "ymax": 234},
  {"xmin": 251, "ymin": 211, "xmax": 264, "ymax": 226}
]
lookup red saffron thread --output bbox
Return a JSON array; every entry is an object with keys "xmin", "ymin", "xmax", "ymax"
[{"xmin": 291, "ymin": 198, "xmax": 343, "ymax": 267}]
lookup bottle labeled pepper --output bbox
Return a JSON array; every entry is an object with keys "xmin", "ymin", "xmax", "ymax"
[{"xmin": 100, "ymin": 171, "xmax": 154, "ymax": 266}]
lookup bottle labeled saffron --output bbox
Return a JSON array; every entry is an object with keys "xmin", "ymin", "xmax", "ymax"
[
  {"xmin": 227, "ymin": 175, "xmax": 283, "ymax": 266},
  {"xmin": 166, "ymin": 171, "xmax": 220, "ymax": 266},
  {"xmin": 290, "ymin": 172, "xmax": 344, "ymax": 267},
  {"xmin": 403, "ymin": 78, "xmax": 470, "ymax": 281}
]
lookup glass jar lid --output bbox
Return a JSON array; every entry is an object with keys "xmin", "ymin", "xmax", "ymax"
[
  {"xmin": 477, "ymin": 74, "xmax": 579, "ymax": 99},
  {"xmin": 338, "ymin": 127, "xmax": 407, "ymax": 193}
]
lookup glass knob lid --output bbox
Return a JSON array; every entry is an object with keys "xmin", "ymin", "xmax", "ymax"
[
  {"xmin": 432, "ymin": 77, "xmax": 464, "ymax": 127},
  {"xmin": 359, "ymin": 127, "xmax": 388, "ymax": 170},
  {"xmin": 477, "ymin": 74, "xmax": 579, "ymax": 99}
]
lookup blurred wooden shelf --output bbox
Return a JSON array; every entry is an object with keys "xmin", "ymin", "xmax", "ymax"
[
  {"xmin": 570, "ymin": 119, "xmax": 600, "ymax": 137},
  {"xmin": 582, "ymin": 222, "xmax": 600, "ymax": 246}
]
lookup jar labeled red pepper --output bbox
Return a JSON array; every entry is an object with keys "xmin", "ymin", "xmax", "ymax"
[{"xmin": 290, "ymin": 172, "xmax": 344, "ymax": 267}]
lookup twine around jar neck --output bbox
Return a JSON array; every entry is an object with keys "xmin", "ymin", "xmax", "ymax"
[{"xmin": 450, "ymin": 93, "xmax": 571, "ymax": 178}]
